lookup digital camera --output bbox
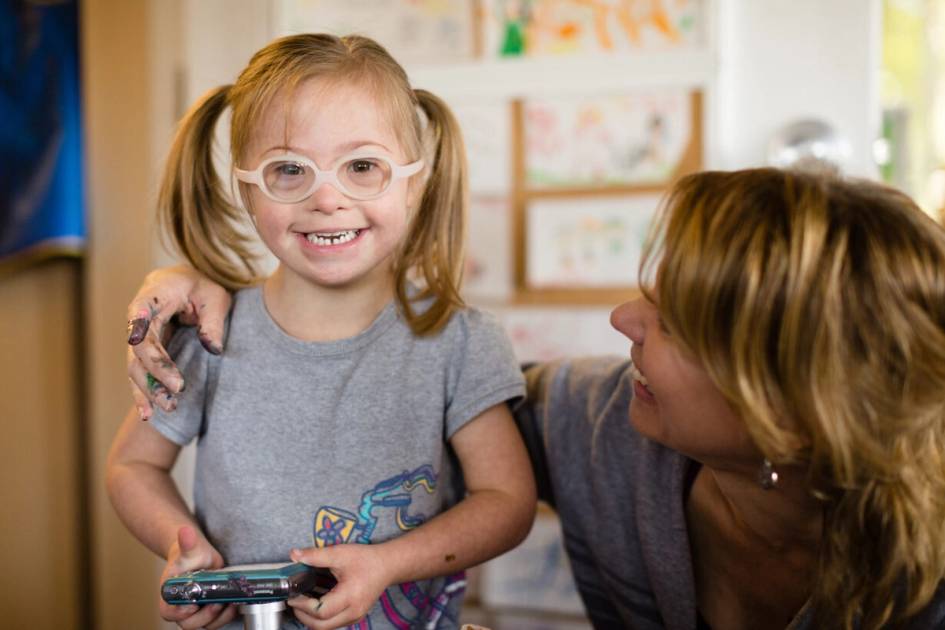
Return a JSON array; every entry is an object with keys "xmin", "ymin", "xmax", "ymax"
[{"xmin": 162, "ymin": 562, "xmax": 336, "ymax": 605}]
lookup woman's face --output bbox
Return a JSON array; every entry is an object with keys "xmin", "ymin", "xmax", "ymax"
[{"xmin": 609, "ymin": 296, "xmax": 761, "ymax": 468}]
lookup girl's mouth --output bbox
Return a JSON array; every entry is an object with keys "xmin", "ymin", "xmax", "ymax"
[{"xmin": 304, "ymin": 229, "xmax": 362, "ymax": 246}]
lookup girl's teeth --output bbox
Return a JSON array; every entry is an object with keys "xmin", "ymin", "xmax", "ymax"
[{"xmin": 306, "ymin": 230, "xmax": 359, "ymax": 246}]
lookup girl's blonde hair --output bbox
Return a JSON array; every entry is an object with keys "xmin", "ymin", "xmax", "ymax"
[
  {"xmin": 158, "ymin": 33, "xmax": 468, "ymax": 335},
  {"xmin": 642, "ymin": 168, "xmax": 945, "ymax": 629}
]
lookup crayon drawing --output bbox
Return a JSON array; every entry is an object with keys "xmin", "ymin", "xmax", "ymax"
[
  {"xmin": 274, "ymin": 0, "xmax": 478, "ymax": 64},
  {"xmin": 524, "ymin": 90, "xmax": 692, "ymax": 188},
  {"xmin": 464, "ymin": 197, "xmax": 514, "ymax": 301},
  {"xmin": 525, "ymin": 194, "xmax": 660, "ymax": 288},
  {"xmin": 486, "ymin": 0, "xmax": 706, "ymax": 57},
  {"xmin": 451, "ymin": 99, "xmax": 511, "ymax": 195}
]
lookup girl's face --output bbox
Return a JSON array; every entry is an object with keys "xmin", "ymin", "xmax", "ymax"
[
  {"xmin": 609, "ymin": 296, "xmax": 760, "ymax": 468},
  {"xmin": 242, "ymin": 78, "xmax": 416, "ymax": 293}
]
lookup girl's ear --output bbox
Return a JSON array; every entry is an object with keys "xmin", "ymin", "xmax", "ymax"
[{"xmin": 406, "ymin": 169, "xmax": 426, "ymax": 212}]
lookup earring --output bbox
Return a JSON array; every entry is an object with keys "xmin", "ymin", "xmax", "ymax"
[{"xmin": 757, "ymin": 458, "xmax": 779, "ymax": 490}]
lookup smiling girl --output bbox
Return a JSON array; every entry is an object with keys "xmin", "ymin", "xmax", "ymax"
[{"xmin": 106, "ymin": 34, "xmax": 535, "ymax": 630}]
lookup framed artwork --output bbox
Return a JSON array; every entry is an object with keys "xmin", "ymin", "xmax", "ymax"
[
  {"xmin": 483, "ymin": 0, "xmax": 707, "ymax": 58},
  {"xmin": 511, "ymin": 89, "xmax": 702, "ymax": 303},
  {"xmin": 272, "ymin": 0, "xmax": 482, "ymax": 65}
]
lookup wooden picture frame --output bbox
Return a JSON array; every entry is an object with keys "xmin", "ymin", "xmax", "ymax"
[{"xmin": 511, "ymin": 89, "xmax": 703, "ymax": 304}]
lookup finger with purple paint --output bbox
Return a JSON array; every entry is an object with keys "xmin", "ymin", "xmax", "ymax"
[{"xmin": 125, "ymin": 265, "xmax": 232, "ymax": 419}]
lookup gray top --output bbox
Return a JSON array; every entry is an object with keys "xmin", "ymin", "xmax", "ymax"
[
  {"xmin": 515, "ymin": 356, "xmax": 945, "ymax": 630},
  {"xmin": 151, "ymin": 286, "xmax": 525, "ymax": 629}
]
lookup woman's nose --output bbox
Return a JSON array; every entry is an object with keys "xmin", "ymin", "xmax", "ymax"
[{"xmin": 610, "ymin": 297, "xmax": 646, "ymax": 345}]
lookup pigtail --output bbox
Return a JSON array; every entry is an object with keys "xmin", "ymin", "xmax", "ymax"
[
  {"xmin": 158, "ymin": 85, "xmax": 260, "ymax": 290},
  {"xmin": 394, "ymin": 88, "xmax": 468, "ymax": 335}
]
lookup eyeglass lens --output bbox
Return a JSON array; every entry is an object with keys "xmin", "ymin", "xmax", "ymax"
[{"xmin": 262, "ymin": 157, "xmax": 393, "ymax": 201}]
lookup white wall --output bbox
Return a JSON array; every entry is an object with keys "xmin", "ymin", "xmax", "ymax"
[{"xmin": 715, "ymin": 0, "xmax": 881, "ymax": 176}]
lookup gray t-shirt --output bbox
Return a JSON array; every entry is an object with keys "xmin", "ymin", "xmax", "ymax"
[
  {"xmin": 516, "ymin": 357, "xmax": 945, "ymax": 630},
  {"xmin": 151, "ymin": 286, "xmax": 525, "ymax": 629}
]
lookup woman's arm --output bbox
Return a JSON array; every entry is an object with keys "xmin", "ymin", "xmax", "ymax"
[
  {"xmin": 124, "ymin": 265, "xmax": 231, "ymax": 420},
  {"xmin": 287, "ymin": 402, "xmax": 537, "ymax": 628}
]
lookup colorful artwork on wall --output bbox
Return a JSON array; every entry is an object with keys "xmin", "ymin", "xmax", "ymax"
[
  {"xmin": 523, "ymin": 89, "xmax": 695, "ymax": 188},
  {"xmin": 484, "ymin": 0, "xmax": 706, "ymax": 58},
  {"xmin": 525, "ymin": 194, "xmax": 660, "ymax": 289},
  {"xmin": 273, "ymin": 0, "xmax": 481, "ymax": 64}
]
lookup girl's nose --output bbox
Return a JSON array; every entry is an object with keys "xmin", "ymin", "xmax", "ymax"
[
  {"xmin": 308, "ymin": 181, "xmax": 350, "ymax": 214},
  {"xmin": 610, "ymin": 297, "xmax": 646, "ymax": 345}
]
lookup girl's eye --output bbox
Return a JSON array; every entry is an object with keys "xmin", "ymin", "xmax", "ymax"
[
  {"xmin": 349, "ymin": 160, "xmax": 376, "ymax": 174},
  {"xmin": 276, "ymin": 162, "xmax": 305, "ymax": 177}
]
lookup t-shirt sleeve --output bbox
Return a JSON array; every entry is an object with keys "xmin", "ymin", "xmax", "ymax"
[
  {"xmin": 444, "ymin": 309, "xmax": 526, "ymax": 439},
  {"xmin": 149, "ymin": 326, "xmax": 212, "ymax": 446},
  {"xmin": 515, "ymin": 356, "xmax": 633, "ymax": 507}
]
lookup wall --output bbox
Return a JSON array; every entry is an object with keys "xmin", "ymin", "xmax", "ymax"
[
  {"xmin": 0, "ymin": 260, "xmax": 85, "ymax": 629},
  {"xmin": 82, "ymin": 1, "xmax": 178, "ymax": 628},
  {"xmin": 716, "ymin": 0, "xmax": 881, "ymax": 175}
]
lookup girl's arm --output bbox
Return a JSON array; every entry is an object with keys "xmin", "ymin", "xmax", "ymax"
[
  {"xmin": 107, "ymin": 407, "xmax": 236, "ymax": 628},
  {"xmin": 288, "ymin": 402, "xmax": 537, "ymax": 627},
  {"xmin": 106, "ymin": 406, "xmax": 199, "ymax": 557}
]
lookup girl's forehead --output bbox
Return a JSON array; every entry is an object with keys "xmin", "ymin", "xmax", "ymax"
[{"xmin": 251, "ymin": 79, "xmax": 403, "ymax": 154}]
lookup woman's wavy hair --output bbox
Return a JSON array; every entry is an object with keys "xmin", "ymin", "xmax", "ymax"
[
  {"xmin": 158, "ymin": 33, "xmax": 468, "ymax": 335},
  {"xmin": 641, "ymin": 168, "xmax": 945, "ymax": 629}
]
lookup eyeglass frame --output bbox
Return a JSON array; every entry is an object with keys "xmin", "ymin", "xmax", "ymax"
[{"xmin": 233, "ymin": 150, "xmax": 425, "ymax": 203}]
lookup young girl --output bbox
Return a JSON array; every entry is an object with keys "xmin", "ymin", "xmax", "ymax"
[{"xmin": 106, "ymin": 33, "xmax": 536, "ymax": 630}]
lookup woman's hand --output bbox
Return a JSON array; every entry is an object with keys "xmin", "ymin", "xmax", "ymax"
[
  {"xmin": 159, "ymin": 526, "xmax": 237, "ymax": 630},
  {"xmin": 126, "ymin": 265, "xmax": 231, "ymax": 420},
  {"xmin": 286, "ymin": 544, "xmax": 394, "ymax": 629}
]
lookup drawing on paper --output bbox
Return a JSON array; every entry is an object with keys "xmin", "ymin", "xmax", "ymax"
[
  {"xmin": 525, "ymin": 194, "xmax": 660, "ymax": 288},
  {"xmin": 524, "ymin": 90, "xmax": 691, "ymax": 188},
  {"xmin": 273, "ymin": 0, "xmax": 478, "ymax": 64},
  {"xmin": 487, "ymin": 0, "xmax": 705, "ymax": 57}
]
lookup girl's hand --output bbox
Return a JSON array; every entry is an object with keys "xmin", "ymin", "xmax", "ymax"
[
  {"xmin": 159, "ymin": 525, "xmax": 237, "ymax": 630},
  {"xmin": 125, "ymin": 265, "xmax": 231, "ymax": 420},
  {"xmin": 286, "ymin": 544, "xmax": 393, "ymax": 629}
]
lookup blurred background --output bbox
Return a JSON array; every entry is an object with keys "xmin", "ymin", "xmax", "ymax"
[{"xmin": 1, "ymin": 1, "xmax": 943, "ymax": 628}]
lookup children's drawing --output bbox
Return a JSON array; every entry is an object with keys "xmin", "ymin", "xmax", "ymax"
[
  {"xmin": 273, "ymin": 0, "xmax": 478, "ymax": 64},
  {"xmin": 526, "ymin": 194, "xmax": 661, "ymax": 288},
  {"xmin": 464, "ymin": 197, "xmax": 514, "ymax": 301},
  {"xmin": 479, "ymin": 512, "xmax": 586, "ymax": 615},
  {"xmin": 491, "ymin": 306, "xmax": 627, "ymax": 361},
  {"xmin": 524, "ymin": 90, "xmax": 692, "ymax": 188},
  {"xmin": 450, "ymin": 99, "xmax": 511, "ymax": 195},
  {"xmin": 486, "ymin": 0, "xmax": 705, "ymax": 57}
]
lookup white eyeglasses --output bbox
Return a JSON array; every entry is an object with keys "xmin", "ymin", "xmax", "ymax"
[{"xmin": 234, "ymin": 151, "xmax": 424, "ymax": 203}]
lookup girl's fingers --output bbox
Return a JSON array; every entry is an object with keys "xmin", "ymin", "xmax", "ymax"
[
  {"xmin": 289, "ymin": 593, "xmax": 359, "ymax": 630},
  {"xmin": 204, "ymin": 604, "xmax": 239, "ymax": 629},
  {"xmin": 176, "ymin": 603, "xmax": 225, "ymax": 630}
]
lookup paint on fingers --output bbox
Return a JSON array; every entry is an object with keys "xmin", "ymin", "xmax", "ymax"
[
  {"xmin": 198, "ymin": 326, "xmax": 223, "ymax": 355},
  {"xmin": 127, "ymin": 309, "xmax": 150, "ymax": 345}
]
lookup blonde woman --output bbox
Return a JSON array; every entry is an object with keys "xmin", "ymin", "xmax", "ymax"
[{"xmin": 126, "ymin": 169, "xmax": 945, "ymax": 629}]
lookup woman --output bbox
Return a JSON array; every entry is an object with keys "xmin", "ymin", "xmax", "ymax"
[{"xmin": 126, "ymin": 168, "xmax": 945, "ymax": 629}]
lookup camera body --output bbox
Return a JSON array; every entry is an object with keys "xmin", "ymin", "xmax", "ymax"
[{"xmin": 162, "ymin": 562, "xmax": 336, "ymax": 605}]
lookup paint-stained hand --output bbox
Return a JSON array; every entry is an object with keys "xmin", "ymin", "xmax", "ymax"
[
  {"xmin": 126, "ymin": 265, "xmax": 231, "ymax": 420},
  {"xmin": 287, "ymin": 544, "xmax": 393, "ymax": 629},
  {"xmin": 160, "ymin": 525, "xmax": 237, "ymax": 630}
]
